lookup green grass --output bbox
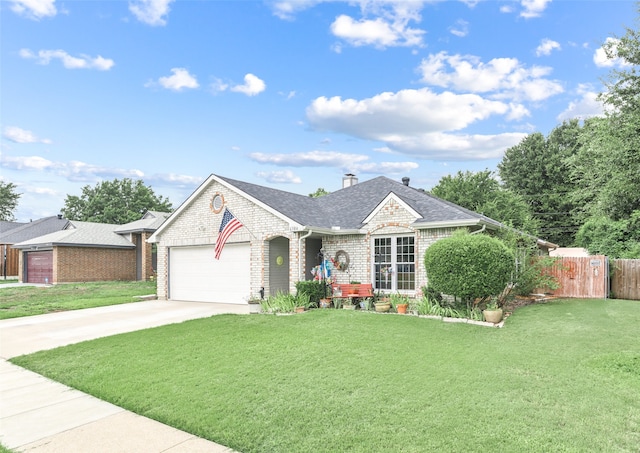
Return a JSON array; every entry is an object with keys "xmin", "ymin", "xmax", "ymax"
[
  {"xmin": 0, "ymin": 278, "xmax": 19, "ymax": 285},
  {"xmin": 11, "ymin": 299, "xmax": 640, "ymax": 452},
  {"xmin": 0, "ymin": 280, "xmax": 156, "ymax": 319}
]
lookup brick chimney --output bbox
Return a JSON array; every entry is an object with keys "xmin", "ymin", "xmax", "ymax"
[{"xmin": 342, "ymin": 173, "xmax": 358, "ymax": 188}]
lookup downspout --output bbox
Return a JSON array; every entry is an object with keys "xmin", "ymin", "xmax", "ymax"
[
  {"xmin": 298, "ymin": 229, "xmax": 313, "ymax": 282},
  {"xmin": 470, "ymin": 224, "xmax": 486, "ymax": 235}
]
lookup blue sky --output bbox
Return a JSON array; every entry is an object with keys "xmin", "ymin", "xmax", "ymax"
[{"xmin": 1, "ymin": 0, "xmax": 634, "ymax": 222}]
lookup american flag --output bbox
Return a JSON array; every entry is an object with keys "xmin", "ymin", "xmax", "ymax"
[{"xmin": 214, "ymin": 208, "xmax": 243, "ymax": 260}]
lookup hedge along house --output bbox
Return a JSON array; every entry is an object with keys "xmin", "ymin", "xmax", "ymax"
[
  {"xmin": 13, "ymin": 211, "xmax": 169, "ymax": 284},
  {"xmin": 149, "ymin": 174, "xmax": 557, "ymax": 305}
]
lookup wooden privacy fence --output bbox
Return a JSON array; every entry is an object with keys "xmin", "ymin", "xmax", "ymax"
[
  {"xmin": 544, "ymin": 255, "xmax": 609, "ymax": 299},
  {"xmin": 610, "ymin": 259, "xmax": 640, "ymax": 300}
]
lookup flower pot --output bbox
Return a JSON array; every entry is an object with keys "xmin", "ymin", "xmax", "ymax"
[
  {"xmin": 374, "ymin": 302, "xmax": 391, "ymax": 313},
  {"xmin": 295, "ymin": 306, "xmax": 306, "ymax": 313},
  {"xmin": 396, "ymin": 303, "xmax": 408, "ymax": 314},
  {"xmin": 343, "ymin": 304, "xmax": 356, "ymax": 310},
  {"xmin": 319, "ymin": 299, "xmax": 332, "ymax": 309},
  {"xmin": 483, "ymin": 308, "xmax": 503, "ymax": 323}
]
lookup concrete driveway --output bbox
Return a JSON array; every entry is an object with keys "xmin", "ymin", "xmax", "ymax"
[{"xmin": 0, "ymin": 300, "xmax": 249, "ymax": 452}]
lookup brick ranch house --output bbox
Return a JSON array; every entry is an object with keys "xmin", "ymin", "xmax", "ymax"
[
  {"xmin": 148, "ymin": 174, "xmax": 557, "ymax": 305},
  {"xmin": 13, "ymin": 211, "xmax": 169, "ymax": 284}
]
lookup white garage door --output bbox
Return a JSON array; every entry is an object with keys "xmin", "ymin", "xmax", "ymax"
[{"xmin": 169, "ymin": 243, "xmax": 250, "ymax": 304}]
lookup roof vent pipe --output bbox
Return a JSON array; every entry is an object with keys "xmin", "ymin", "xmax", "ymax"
[
  {"xmin": 402, "ymin": 177, "xmax": 410, "ymax": 186},
  {"xmin": 342, "ymin": 173, "xmax": 358, "ymax": 188}
]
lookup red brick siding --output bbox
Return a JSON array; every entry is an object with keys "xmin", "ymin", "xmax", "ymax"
[{"xmin": 55, "ymin": 246, "xmax": 136, "ymax": 283}]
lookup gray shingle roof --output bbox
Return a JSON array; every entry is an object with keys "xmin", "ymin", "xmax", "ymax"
[
  {"xmin": 0, "ymin": 216, "xmax": 68, "ymax": 244},
  {"xmin": 115, "ymin": 211, "xmax": 170, "ymax": 233},
  {"xmin": 13, "ymin": 221, "xmax": 135, "ymax": 249},
  {"xmin": 218, "ymin": 174, "xmax": 501, "ymax": 230}
]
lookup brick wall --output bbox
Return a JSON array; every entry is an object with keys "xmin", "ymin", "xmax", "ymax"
[{"xmin": 55, "ymin": 246, "xmax": 136, "ymax": 283}]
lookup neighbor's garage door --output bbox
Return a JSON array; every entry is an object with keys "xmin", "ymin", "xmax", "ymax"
[
  {"xmin": 169, "ymin": 244, "xmax": 250, "ymax": 304},
  {"xmin": 26, "ymin": 250, "xmax": 53, "ymax": 284}
]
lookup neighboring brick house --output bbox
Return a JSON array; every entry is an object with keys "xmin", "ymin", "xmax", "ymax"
[
  {"xmin": 0, "ymin": 216, "xmax": 68, "ymax": 279},
  {"xmin": 13, "ymin": 211, "xmax": 169, "ymax": 284},
  {"xmin": 148, "ymin": 174, "xmax": 557, "ymax": 305}
]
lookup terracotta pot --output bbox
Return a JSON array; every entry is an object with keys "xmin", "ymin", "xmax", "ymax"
[
  {"xmin": 319, "ymin": 299, "xmax": 332, "ymax": 308},
  {"xmin": 483, "ymin": 308, "xmax": 503, "ymax": 323},
  {"xmin": 374, "ymin": 302, "xmax": 391, "ymax": 313},
  {"xmin": 396, "ymin": 303, "xmax": 408, "ymax": 314},
  {"xmin": 295, "ymin": 306, "xmax": 305, "ymax": 313}
]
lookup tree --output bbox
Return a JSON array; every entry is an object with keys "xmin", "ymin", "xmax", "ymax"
[
  {"xmin": 430, "ymin": 170, "xmax": 538, "ymax": 235},
  {"xmin": 423, "ymin": 231, "xmax": 514, "ymax": 305},
  {"xmin": 61, "ymin": 178, "xmax": 172, "ymax": 224},
  {"xmin": 309, "ymin": 187, "xmax": 330, "ymax": 198},
  {"xmin": 0, "ymin": 181, "xmax": 21, "ymax": 221},
  {"xmin": 575, "ymin": 211, "xmax": 640, "ymax": 258},
  {"xmin": 498, "ymin": 120, "xmax": 583, "ymax": 246}
]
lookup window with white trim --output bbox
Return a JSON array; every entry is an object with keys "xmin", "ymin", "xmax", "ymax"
[{"xmin": 373, "ymin": 236, "xmax": 415, "ymax": 292}]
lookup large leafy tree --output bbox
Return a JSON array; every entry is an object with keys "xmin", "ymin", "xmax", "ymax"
[
  {"xmin": 498, "ymin": 120, "xmax": 583, "ymax": 246},
  {"xmin": 430, "ymin": 170, "xmax": 538, "ymax": 235},
  {"xmin": 61, "ymin": 178, "xmax": 172, "ymax": 224},
  {"xmin": 0, "ymin": 181, "xmax": 21, "ymax": 221},
  {"xmin": 568, "ymin": 9, "xmax": 640, "ymax": 256}
]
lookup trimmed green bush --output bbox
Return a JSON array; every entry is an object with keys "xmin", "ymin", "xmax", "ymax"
[{"xmin": 423, "ymin": 232, "xmax": 514, "ymax": 304}]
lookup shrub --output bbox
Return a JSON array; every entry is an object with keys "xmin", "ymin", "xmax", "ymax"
[
  {"xmin": 423, "ymin": 231, "xmax": 514, "ymax": 305},
  {"xmin": 295, "ymin": 280, "xmax": 327, "ymax": 308}
]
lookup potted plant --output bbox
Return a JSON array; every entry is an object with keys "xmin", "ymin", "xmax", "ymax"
[
  {"xmin": 339, "ymin": 298, "xmax": 355, "ymax": 310},
  {"xmin": 374, "ymin": 294, "xmax": 391, "ymax": 312},
  {"xmin": 390, "ymin": 293, "xmax": 409, "ymax": 314},
  {"xmin": 482, "ymin": 297, "xmax": 503, "ymax": 323}
]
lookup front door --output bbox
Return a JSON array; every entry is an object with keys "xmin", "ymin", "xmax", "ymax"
[{"xmin": 269, "ymin": 236, "xmax": 289, "ymax": 296}]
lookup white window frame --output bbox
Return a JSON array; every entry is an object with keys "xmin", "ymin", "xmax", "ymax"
[{"xmin": 371, "ymin": 234, "xmax": 416, "ymax": 293}]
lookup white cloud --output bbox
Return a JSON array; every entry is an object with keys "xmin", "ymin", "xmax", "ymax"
[
  {"xmin": 250, "ymin": 150, "xmax": 418, "ymax": 175},
  {"xmin": 594, "ymin": 37, "xmax": 632, "ymax": 68},
  {"xmin": 305, "ymin": 88, "xmax": 528, "ymax": 160},
  {"xmin": 557, "ymin": 84, "xmax": 606, "ymax": 121},
  {"xmin": 250, "ymin": 150, "xmax": 369, "ymax": 168},
  {"xmin": 151, "ymin": 68, "xmax": 199, "ymax": 91},
  {"xmin": 10, "ymin": 0, "xmax": 56, "ymax": 20},
  {"xmin": 418, "ymin": 51, "xmax": 563, "ymax": 101},
  {"xmin": 230, "ymin": 73, "xmax": 266, "ymax": 96},
  {"xmin": 308, "ymin": 88, "xmax": 508, "ymax": 138},
  {"xmin": 3, "ymin": 126, "xmax": 52, "ymax": 144},
  {"xmin": 147, "ymin": 173, "xmax": 203, "ymax": 186},
  {"xmin": 129, "ymin": 0, "xmax": 174, "ymax": 26},
  {"xmin": 449, "ymin": 19, "xmax": 469, "ymax": 38},
  {"xmin": 19, "ymin": 48, "xmax": 115, "ymax": 70},
  {"xmin": 1, "ymin": 155, "xmax": 144, "ymax": 182},
  {"xmin": 269, "ymin": 0, "xmax": 322, "ymax": 20},
  {"xmin": 520, "ymin": 0, "xmax": 551, "ymax": 18},
  {"xmin": 330, "ymin": 14, "xmax": 424, "ymax": 48},
  {"xmin": 256, "ymin": 170, "xmax": 302, "ymax": 184},
  {"xmin": 536, "ymin": 38, "xmax": 561, "ymax": 56},
  {"xmin": 384, "ymin": 131, "xmax": 528, "ymax": 160}
]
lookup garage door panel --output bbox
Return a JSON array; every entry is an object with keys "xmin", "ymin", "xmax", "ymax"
[
  {"xmin": 26, "ymin": 251, "xmax": 53, "ymax": 284},
  {"xmin": 169, "ymin": 244, "xmax": 249, "ymax": 304}
]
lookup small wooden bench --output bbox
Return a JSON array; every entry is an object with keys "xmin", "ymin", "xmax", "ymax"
[{"xmin": 330, "ymin": 283, "xmax": 373, "ymax": 300}]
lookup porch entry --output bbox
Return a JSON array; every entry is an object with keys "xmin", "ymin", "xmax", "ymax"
[{"xmin": 269, "ymin": 236, "xmax": 290, "ymax": 296}]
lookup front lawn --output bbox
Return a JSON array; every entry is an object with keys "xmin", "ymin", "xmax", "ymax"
[
  {"xmin": 0, "ymin": 280, "xmax": 156, "ymax": 319},
  {"xmin": 11, "ymin": 299, "xmax": 640, "ymax": 452}
]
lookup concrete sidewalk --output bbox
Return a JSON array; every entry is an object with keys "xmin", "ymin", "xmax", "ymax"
[{"xmin": 1, "ymin": 300, "xmax": 248, "ymax": 452}]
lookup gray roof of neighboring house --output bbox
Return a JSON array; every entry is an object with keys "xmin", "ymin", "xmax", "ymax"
[
  {"xmin": 217, "ymin": 174, "xmax": 501, "ymax": 230},
  {"xmin": 0, "ymin": 216, "xmax": 68, "ymax": 244},
  {"xmin": 0, "ymin": 221, "xmax": 27, "ymax": 235},
  {"xmin": 13, "ymin": 221, "xmax": 135, "ymax": 249},
  {"xmin": 115, "ymin": 211, "xmax": 170, "ymax": 233}
]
